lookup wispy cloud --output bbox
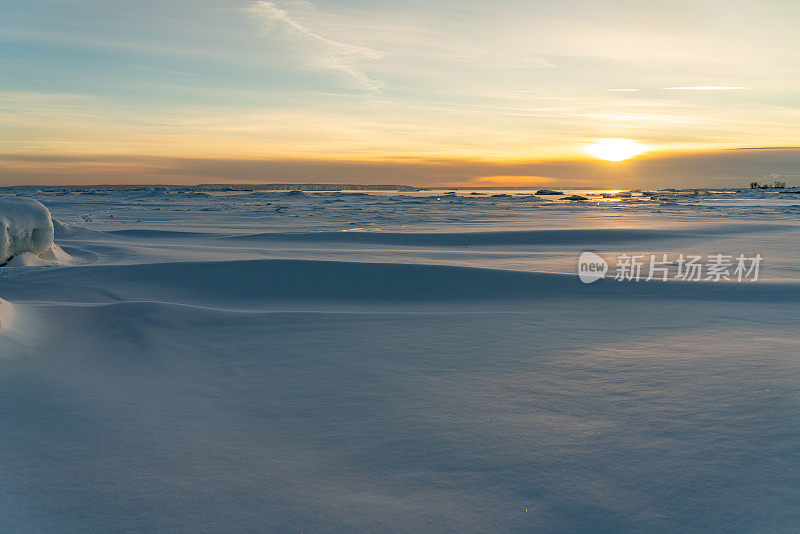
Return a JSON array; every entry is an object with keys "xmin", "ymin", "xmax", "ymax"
[
  {"xmin": 606, "ymin": 88, "xmax": 640, "ymax": 92},
  {"xmin": 664, "ymin": 86, "xmax": 748, "ymax": 90},
  {"xmin": 249, "ymin": 1, "xmax": 384, "ymax": 91}
]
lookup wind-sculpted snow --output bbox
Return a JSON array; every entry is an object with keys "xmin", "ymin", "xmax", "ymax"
[
  {"xmin": 0, "ymin": 298, "xmax": 13, "ymax": 331},
  {"xmin": 52, "ymin": 217, "xmax": 105, "ymax": 239},
  {"xmin": 226, "ymin": 228, "xmax": 681, "ymax": 246},
  {"xmin": 0, "ymin": 197, "xmax": 55, "ymax": 264},
  {"xmin": 222, "ymin": 223, "xmax": 795, "ymax": 247},
  {"xmin": 0, "ymin": 187, "xmax": 799, "ymax": 531},
  {"xmin": 0, "ymin": 259, "xmax": 796, "ymax": 310}
]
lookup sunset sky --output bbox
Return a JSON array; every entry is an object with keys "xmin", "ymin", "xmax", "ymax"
[{"xmin": 2, "ymin": 0, "xmax": 800, "ymax": 187}]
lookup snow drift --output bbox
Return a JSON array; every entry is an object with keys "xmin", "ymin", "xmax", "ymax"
[
  {"xmin": 0, "ymin": 188, "xmax": 798, "ymax": 531},
  {"xmin": 0, "ymin": 298, "xmax": 13, "ymax": 331},
  {"xmin": 0, "ymin": 197, "xmax": 55, "ymax": 264}
]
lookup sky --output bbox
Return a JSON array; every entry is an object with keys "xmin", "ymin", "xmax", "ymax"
[{"xmin": 2, "ymin": 0, "xmax": 800, "ymax": 187}]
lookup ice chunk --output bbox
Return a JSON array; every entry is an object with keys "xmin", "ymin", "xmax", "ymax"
[{"xmin": 0, "ymin": 197, "xmax": 55, "ymax": 264}]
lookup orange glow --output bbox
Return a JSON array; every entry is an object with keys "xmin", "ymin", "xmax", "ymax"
[{"xmin": 474, "ymin": 175, "xmax": 557, "ymax": 185}]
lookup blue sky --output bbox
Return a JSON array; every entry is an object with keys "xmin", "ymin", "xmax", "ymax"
[{"xmin": 2, "ymin": 0, "xmax": 800, "ymax": 186}]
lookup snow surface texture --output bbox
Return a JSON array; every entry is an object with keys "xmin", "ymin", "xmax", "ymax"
[
  {"xmin": 0, "ymin": 197, "xmax": 55, "ymax": 264},
  {"xmin": 4, "ymin": 244, "xmax": 71, "ymax": 267},
  {"xmin": 0, "ymin": 297, "xmax": 13, "ymax": 331},
  {"xmin": 0, "ymin": 187, "xmax": 798, "ymax": 532}
]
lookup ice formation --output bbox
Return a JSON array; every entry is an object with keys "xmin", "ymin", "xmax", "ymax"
[{"xmin": 0, "ymin": 197, "xmax": 55, "ymax": 264}]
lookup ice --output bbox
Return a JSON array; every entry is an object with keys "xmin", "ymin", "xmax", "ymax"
[
  {"xmin": 601, "ymin": 191, "xmax": 632, "ymax": 198},
  {"xmin": 0, "ymin": 197, "xmax": 55, "ymax": 264}
]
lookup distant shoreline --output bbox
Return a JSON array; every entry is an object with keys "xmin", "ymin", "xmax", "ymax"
[
  {"xmin": 0, "ymin": 184, "xmax": 797, "ymax": 193},
  {"xmin": 0, "ymin": 183, "xmax": 425, "ymax": 192}
]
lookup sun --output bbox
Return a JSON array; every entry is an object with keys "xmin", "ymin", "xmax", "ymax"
[{"xmin": 585, "ymin": 139, "xmax": 647, "ymax": 161}]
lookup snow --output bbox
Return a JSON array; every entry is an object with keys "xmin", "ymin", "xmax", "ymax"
[
  {"xmin": 4, "ymin": 244, "xmax": 71, "ymax": 267},
  {"xmin": 0, "ymin": 297, "xmax": 13, "ymax": 331},
  {"xmin": 0, "ymin": 187, "xmax": 798, "ymax": 531},
  {"xmin": 0, "ymin": 197, "xmax": 55, "ymax": 264}
]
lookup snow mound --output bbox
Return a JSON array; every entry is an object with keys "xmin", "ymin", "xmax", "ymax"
[
  {"xmin": 0, "ymin": 197, "xmax": 55, "ymax": 264},
  {"xmin": 52, "ymin": 217, "xmax": 103, "ymax": 238},
  {"xmin": 51, "ymin": 217, "xmax": 75, "ymax": 237},
  {"xmin": 5, "ymin": 244, "xmax": 72, "ymax": 267},
  {"xmin": 0, "ymin": 298, "xmax": 14, "ymax": 331}
]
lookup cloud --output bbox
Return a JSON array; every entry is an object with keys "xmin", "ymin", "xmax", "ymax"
[
  {"xmin": 4, "ymin": 149, "xmax": 800, "ymax": 188},
  {"xmin": 663, "ymin": 86, "xmax": 748, "ymax": 91},
  {"xmin": 473, "ymin": 175, "xmax": 558, "ymax": 185},
  {"xmin": 249, "ymin": 1, "xmax": 384, "ymax": 90},
  {"xmin": 730, "ymin": 146, "xmax": 800, "ymax": 150}
]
